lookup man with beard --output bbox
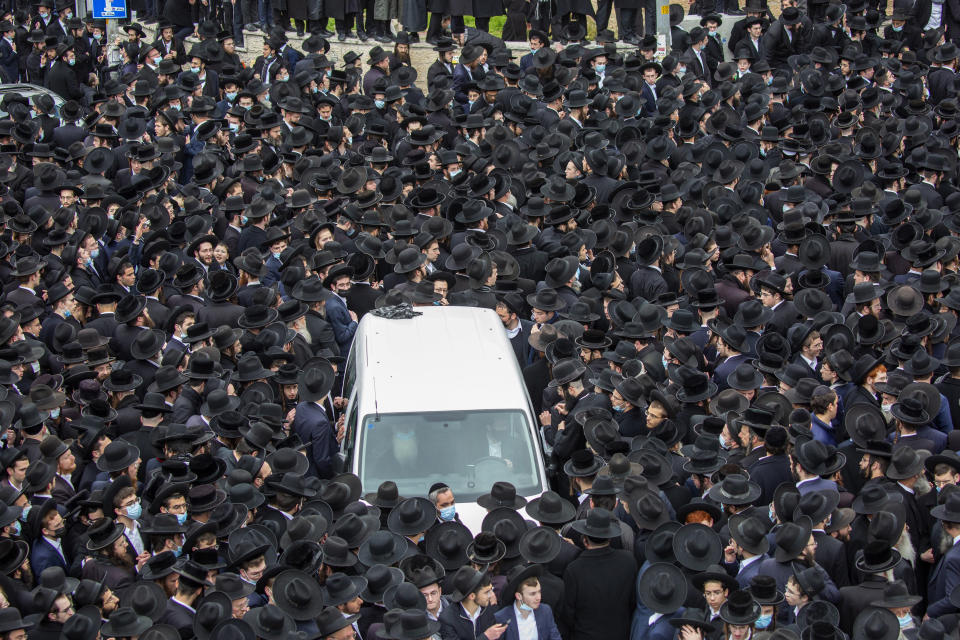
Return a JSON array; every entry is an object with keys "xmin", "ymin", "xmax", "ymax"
[
  {"xmin": 886, "ymin": 447, "xmax": 931, "ymax": 565},
  {"xmin": 857, "ymin": 440, "xmax": 892, "ymax": 491},
  {"xmin": 81, "ymin": 518, "xmax": 136, "ymax": 590},
  {"xmin": 756, "ymin": 515, "xmax": 839, "ymax": 601}
]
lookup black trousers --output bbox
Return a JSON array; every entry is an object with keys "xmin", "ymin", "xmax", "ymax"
[
  {"xmin": 426, "ymin": 12, "xmax": 444, "ymax": 37},
  {"xmin": 595, "ymin": 0, "xmax": 612, "ymax": 32}
]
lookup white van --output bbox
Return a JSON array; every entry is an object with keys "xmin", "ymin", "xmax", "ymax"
[{"xmin": 339, "ymin": 306, "xmax": 548, "ymax": 532}]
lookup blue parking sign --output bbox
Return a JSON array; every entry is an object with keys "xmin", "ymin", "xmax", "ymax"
[{"xmin": 92, "ymin": 0, "xmax": 127, "ymax": 19}]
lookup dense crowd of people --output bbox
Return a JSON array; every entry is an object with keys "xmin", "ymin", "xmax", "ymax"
[{"xmin": 0, "ymin": 0, "xmax": 957, "ymax": 639}]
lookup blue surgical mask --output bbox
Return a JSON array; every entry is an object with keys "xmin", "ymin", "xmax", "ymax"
[
  {"xmin": 229, "ymin": 122, "xmax": 239, "ymax": 132},
  {"xmin": 518, "ymin": 602, "xmax": 534, "ymax": 612},
  {"xmin": 241, "ymin": 215, "xmax": 249, "ymax": 225},
  {"xmin": 530, "ymin": 47, "xmax": 537, "ymax": 55},
  {"xmin": 68, "ymin": 58, "xmax": 75, "ymax": 66},
  {"xmin": 719, "ymin": 433, "xmax": 732, "ymax": 450},
  {"xmin": 172, "ymin": 545, "xmax": 183, "ymax": 557},
  {"xmin": 191, "ymin": 66, "xmax": 201, "ymax": 75},
  {"xmin": 898, "ymin": 615, "xmax": 912, "ymax": 628},
  {"xmin": 125, "ymin": 502, "xmax": 142, "ymax": 520},
  {"xmin": 175, "ymin": 513, "xmax": 188, "ymax": 525},
  {"xmin": 90, "ymin": 248, "xmax": 100, "ymax": 259},
  {"xmin": 467, "ymin": 100, "xmax": 475, "ymax": 109},
  {"xmin": 312, "ymin": 86, "xmax": 319, "ymax": 94},
  {"xmin": 768, "ymin": 506, "xmax": 776, "ymax": 522},
  {"xmin": 64, "ymin": 10, "xmax": 72, "ymax": 18},
  {"xmin": 10, "ymin": 520, "xmax": 20, "ymax": 536},
  {"xmin": 226, "ymin": 91, "xmax": 237, "ymax": 101},
  {"xmin": 449, "ymin": 168, "xmax": 461, "ymax": 178},
  {"xmin": 755, "ymin": 614, "xmax": 772, "ymax": 629},
  {"xmin": 19, "ymin": 506, "xmax": 30, "ymax": 523},
  {"xmin": 440, "ymin": 505, "xmax": 456, "ymax": 521},
  {"xmin": 63, "ymin": 309, "xmax": 72, "ymax": 318},
  {"xmin": 595, "ymin": 64, "xmax": 605, "ymax": 74},
  {"xmin": 93, "ymin": 32, "xmax": 101, "ymax": 40},
  {"xmin": 272, "ymin": 252, "xmax": 282, "ymax": 261},
  {"xmin": 153, "ymin": 56, "xmax": 162, "ymax": 65},
  {"xmin": 375, "ymin": 99, "xmax": 385, "ymax": 109},
  {"xmin": 766, "ymin": 76, "xmax": 774, "ymax": 86},
  {"xmin": 326, "ymin": 69, "xmax": 332, "ymax": 77},
  {"xmin": 661, "ymin": 356, "xmax": 669, "ymax": 371},
  {"xmin": 49, "ymin": 408, "xmax": 60, "ymax": 419},
  {"xmin": 892, "ymin": 25, "xmax": 903, "ymax": 31}
]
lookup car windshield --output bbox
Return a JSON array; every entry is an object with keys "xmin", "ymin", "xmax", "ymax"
[{"xmin": 357, "ymin": 409, "xmax": 542, "ymax": 502}]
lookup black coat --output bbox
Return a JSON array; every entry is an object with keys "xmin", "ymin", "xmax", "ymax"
[
  {"xmin": 560, "ymin": 545, "xmax": 637, "ymax": 640},
  {"xmin": 439, "ymin": 603, "xmax": 497, "ymax": 640},
  {"xmin": 838, "ymin": 575, "xmax": 888, "ymax": 634},
  {"xmin": 44, "ymin": 60, "xmax": 83, "ymax": 101},
  {"xmin": 197, "ymin": 300, "xmax": 245, "ymax": 329}
]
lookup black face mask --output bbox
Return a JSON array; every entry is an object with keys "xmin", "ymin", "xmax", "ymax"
[{"xmin": 50, "ymin": 526, "xmax": 66, "ymax": 538}]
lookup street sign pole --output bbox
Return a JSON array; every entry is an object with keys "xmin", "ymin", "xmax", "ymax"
[
  {"xmin": 656, "ymin": 0, "xmax": 671, "ymax": 59},
  {"xmin": 93, "ymin": 0, "xmax": 126, "ymax": 80}
]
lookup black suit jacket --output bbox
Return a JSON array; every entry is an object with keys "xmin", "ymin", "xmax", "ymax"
[
  {"xmin": 44, "ymin": 60, "xmax": 83, "ymax": 100},
  {"xmin": 838, "ymin": 576, "xmax": 888, "ymax": 634},
  {"xmin": 346, "ymin": 283, "xmax": 381, "ymax": 319},
  {"xmin": 197, "ymin": 300, "xmax": 245, "ymax": 329},
  {"xmin": 160, "ymin": 598, "xmax": 195, "ymax": 639},
  {"xmin": 747, "ymin": 454, "xmax": 793, "ymax": 507},
  {"xmin": 560, "ymin": 546, "xmax": 637, "ymax": 640}
]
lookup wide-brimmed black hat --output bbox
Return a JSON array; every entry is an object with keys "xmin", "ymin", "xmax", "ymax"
[
  {"xmin": 774, "ymin": 515, "xmax": 813, "ymax": 562},
  {"xmin": 870, "ymin": 580, "xmax": 922, "ymax": 609},
  {"xmin": 719, "ymin": 590, "xmax": 762, "ymax": 625},
  {"xmin": 465, "ymin": 530, "xmax": 506, "ymax": 565},
  {"xmin": 673, "ymin": 523, "xmax": 722, "ymax": 570},
  {"xmin": 794, "ymin": 439, "xmax": 846, "ymax": 476},
  {"xmin": 101, "ymin": 608, "xmax": 153, "ymax": 639},
  {"xmin": 272, "ymin": 570, "xmax": 325, "ymax": 621},
  {"xmin": 638, "ymin": 563, "xmax": 688, "ymax": 613},
  {"xmin": 424, "ymin": 521, "xmax": 472, "ymax": 570},
  {"xmin": 851, "ymin": 608, "xmax": 899, "ymax": 640},
  {"xmin": 446, "ymin": 566, "xmax": 487, "ymax": 603},
  {"xmin": 516, "ymin": 525, "xmax": 561, "ymax": 565},
  {"xmin": 707, "ymin": 474, "xmax": 762, "ymax": 506},
  {"xmin": 524, "ymin": 491, "xmax": 576, "ymax": 524},
  {"xmin": 476, "ymin": 481, "xmax": 527, "ymax": 510},
  {"xmin": 356, "ymin": 530, "xmax": 409, "ymax": 567},
  {"xmin": 386, "ymin": 497, "xmax": 435, "ymax": 536}
]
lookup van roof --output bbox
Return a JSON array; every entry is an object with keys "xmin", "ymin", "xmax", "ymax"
[{"xmin": 353, "ymin": 306, "xmax": 530, "ymax": 415}]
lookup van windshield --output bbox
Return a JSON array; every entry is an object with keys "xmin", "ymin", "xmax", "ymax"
[{"xmin": 357, "ymin": 409, "xmax": 543, "ymax": 502}]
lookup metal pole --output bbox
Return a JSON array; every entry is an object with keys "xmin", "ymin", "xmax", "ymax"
[{"xmin": 656, "ymin": 0, "xmax": 671, "ymax": 59}]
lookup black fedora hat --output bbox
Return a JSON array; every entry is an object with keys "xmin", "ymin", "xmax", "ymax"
[
  {"xmin": 272, "ymin": 569, "xmax": 325, "ymax": 621},
  {"xmin": 357, "ymin": 530, "xmax": 410, "ymax": 567},
  {"xmin": 446, "ymin": 565, "xmax": 488, "ymax": 603},
  {"xmin": 719, "ymin": 590, "xmax": 761, "ymax": 625},
  {"xmin": 673, "ymin": 523, "xmax": 722, "ymax": 570},
  {"xmin": 524, "ymin": 491, "xmax": 576, "ymax": 525},
  {"xmin": 424, "ymin": 521, "xmax": 472, "ymax": 570},
  {"xmin": 476, "ymin": 481, "xmax": 527, "ymax": 510},
  {"xmin": 774, "ymin": 515, "xmax": 813, "ymax": 562},
  {"xmin": 638, "ymin": 563, "xmax": 687, "ymax": 613},
  {"xmin": 465, "ymin": 530, "xmax": 506, "ymax": 565},
  {"xmin": 570, "ymin": 507, "xmax": 621, "ymax": 539},
  {"xmin": 518, "ymin": 525, "xmax": 562, "ymax": 565},
  {"xmin": 852, "ymin": 608, "xmax": 899, "ymax": 640}
]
